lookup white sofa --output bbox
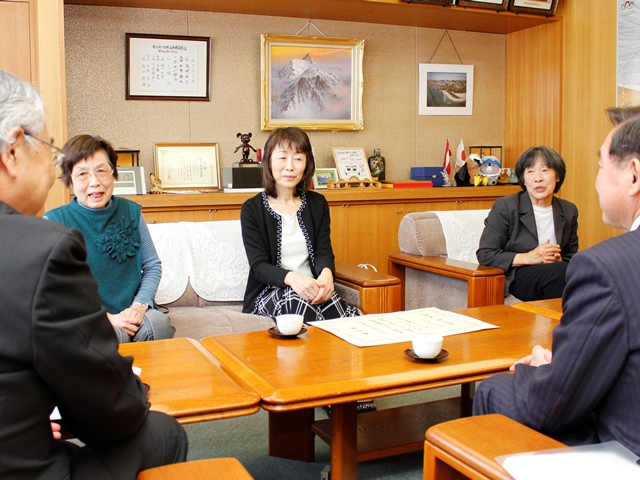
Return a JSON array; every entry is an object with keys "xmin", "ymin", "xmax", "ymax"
[
  {"xmin": 148, "ymin": 220, "xmax": 401, "ymax": 339},
  {"xmin": 388, "ymin": 210, "xmax": 518, "ymax": 311}
]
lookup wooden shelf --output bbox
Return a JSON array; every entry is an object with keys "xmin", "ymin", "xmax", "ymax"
[{"xmin": 63, "ymin": 0, "xmax": 560, "ymax": 35}]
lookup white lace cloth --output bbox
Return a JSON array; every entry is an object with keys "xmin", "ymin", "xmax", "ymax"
[
  {"xmin": 148, "ymin": 221, "xmax": 249, "ymax": 304},
  {"xmin": 433, "ymin": 210, "xmax": 490, "ymax": 264}
]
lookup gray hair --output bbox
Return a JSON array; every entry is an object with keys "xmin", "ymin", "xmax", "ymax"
[{"xmin": 0, "ymin": 70, "xmax": 45, "ymax": 154}]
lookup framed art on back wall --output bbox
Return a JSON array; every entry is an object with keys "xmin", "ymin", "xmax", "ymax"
[
  {"xmin": 261, "ymin": 34, "xmax": 364, "ymax": 131},
  {"xmin": 457, "ymin": 0, "xmax": 509, "ymax": 10},
  {"xmin": 508, "ymin": 0, "xmax": 560, "ymax": 16}
]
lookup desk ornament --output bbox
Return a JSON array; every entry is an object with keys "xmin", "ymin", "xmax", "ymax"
[
  {"xmin": 368, "ymin": 148, "xmax": 386, "ymax": 181},
  {"xmin": 149, "ymin": 173, "xmax": 164, "ymax": 194},
  {"xmin": 234, "ymin": 132, "xmax": 258, "ymax": 164}
]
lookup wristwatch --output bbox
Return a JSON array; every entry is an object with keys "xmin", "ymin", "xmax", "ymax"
[{"xmin": 131, "ymin": 301, "xmax": 149, "ymax": 310}]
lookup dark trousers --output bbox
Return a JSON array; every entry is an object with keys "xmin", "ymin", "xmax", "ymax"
[
  {"xmin": 509, "ymin": 261, "xmax": 568, "ymax": 301},
  {"xmin": 60, "ymin": 411, "xmax": 188, "ymax": 480},
  {"xmin": 473, "ymin": 373, "xmax": 599, "ymax": 446}
]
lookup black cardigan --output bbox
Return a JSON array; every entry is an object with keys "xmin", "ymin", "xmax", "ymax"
[{"xmin": 240, "ymin": 191, "xmax": 336, "ymax": 313}]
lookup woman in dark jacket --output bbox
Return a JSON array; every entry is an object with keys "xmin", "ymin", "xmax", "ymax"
[
  {"xmin": 476, "ymin": 146, "xmax": 578, "ymax": 301},
  {"xmin": 241, "ymin": 127, "xmax": 360, "ymax": 321}
]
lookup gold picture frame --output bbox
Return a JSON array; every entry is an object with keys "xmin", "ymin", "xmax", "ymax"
[
  {"xmin": 261, "ymin": 34, "xmax": 364, "ymax": 131},
  {"xmin": 313, "ymin": 168, "xmax": 339, "ymax": 189},
  {"xmin": 154, "ymin": 143, "xmax": 221, "ymax": 191}
]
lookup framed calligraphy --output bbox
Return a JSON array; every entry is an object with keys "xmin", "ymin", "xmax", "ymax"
[
  {"xmin": 126, "ymin": 33, "xmax": 211, "ymax": 101},
  {"xmin": 154, "ymin": 143, "xmax": 221, "ymax": 190}
]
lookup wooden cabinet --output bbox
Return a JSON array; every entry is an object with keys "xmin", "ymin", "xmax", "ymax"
[{"xmin": 126, "ymin": 185, "xmax": 520, "ymax": 274}]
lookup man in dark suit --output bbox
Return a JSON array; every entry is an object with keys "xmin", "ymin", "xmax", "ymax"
[
  {"xmin": 0, "ymin": 71, "xmax": 187, "ymax": 478},
  {"xmin": 473, "ymin": 113, "xmax": 640, "ymax": 457}
]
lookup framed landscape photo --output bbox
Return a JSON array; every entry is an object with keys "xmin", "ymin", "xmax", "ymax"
[
  {"xmin": 313, "ymin": 168, "xmax": 339, "ymax": 189},
  {"xmin": 508, "ymin": 0, "xmax": 559, "ymax": 16},
  {"xmin": 154, "ymin": 143, "xmax": 221, "ymax": 190},
  {"xmin": 419, "ymin": 63, "xmax": 474, "ymax": 116},
  {"xmin": 457, "ymin": 0, "xmax": 509, "ymax": 10},
  {"xmin": 332, "ymin": 148, "xmax": 372, "ymax": 181},
  {"xmin": 126, "ymin": 33, "xmax": 211, "ymax": 101},
  {"xmin": 261, "ymin": 34, "xmax": 364, "ymax": 131}
]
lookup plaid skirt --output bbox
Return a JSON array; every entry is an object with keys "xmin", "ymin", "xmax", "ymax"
[{"xmin": 254, "ymin": 286, "xmax": 362, "ymax": 322}]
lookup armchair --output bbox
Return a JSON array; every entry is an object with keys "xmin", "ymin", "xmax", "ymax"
[
  {"xmin": 424, "ymin": 414, "xmax": 566, "ymax": 480},
  {"xmin": 388, "ymin": 210, "xmax": 517, "ymax": 311}
]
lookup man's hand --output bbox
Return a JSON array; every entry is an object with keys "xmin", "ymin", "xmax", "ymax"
[{"xmin": 509, "ymin": 345, "xmax": 552, "ymax": 371}]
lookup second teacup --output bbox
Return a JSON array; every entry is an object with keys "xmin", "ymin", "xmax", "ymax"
[
  {"xmin": 412, "ymin": 334, "xmax": 443, "ymax": 358},
  {"xmin": 275, "ymin": 314, "xmax": 304, "ymax": 335}
]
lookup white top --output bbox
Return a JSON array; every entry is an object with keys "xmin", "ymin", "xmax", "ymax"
[
  {"xmin": 533, "ymin": 204, "xmax": 557, "ymax": 245},
  {"xmin": 279, "ymin": 213, "xmax": 313, "ymax": 277}
]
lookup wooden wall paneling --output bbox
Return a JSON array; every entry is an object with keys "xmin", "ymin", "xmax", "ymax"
[
  {"xmin": 505, "ymin": 20, "xmax": 563, "ymax": 167},
  {"xmin": 0, "ymin": 1, "xmax": 32, "ymax": 80},
  {"xmin": 559, "ymin": 0, "xmax": 618, "ymax": 249},
  {"xmin": 33, "ymin": 0, "xmax": 69, "ymax": 214}
]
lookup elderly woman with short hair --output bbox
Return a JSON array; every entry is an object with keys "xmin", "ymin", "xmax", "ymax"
[
  {"xmin": 45, "ymin": 134, "xmax": 174, "ymax": 342},
  {"xmin": 476, "ymin": 146, "xmax": 579, "ymax": 301}
]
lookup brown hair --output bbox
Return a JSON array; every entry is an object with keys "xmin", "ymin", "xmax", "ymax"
[
  {"xmin": 59, "ymin": 134, "xmax": 118, "ymax": 188},
  {"xmin": 261, "ymin": 127, "xmax": 315, "ymax": 198}
]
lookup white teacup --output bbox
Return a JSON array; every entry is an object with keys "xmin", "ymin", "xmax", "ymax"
[
  {"xmin": 275, "ymin": 314, "xmax": 304, "ymax": 335},
  {"xmin": 412, "ymin": 334, "xmax": 443, "ymax": 358}
]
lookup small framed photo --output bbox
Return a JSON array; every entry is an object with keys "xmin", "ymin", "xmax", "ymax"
[
  {"xmin": 332, "ymin": 148, "xmax": 372, "ymax": 181},
  {"xmin": 261, "ymin": 34, "xmax": 364, "ymax": 131},
  {"xmin": 400, "ymin": 0, "xmax": 455, "ymax": 4},
  {"xmin": 419, "ymin": 64, "xmax": 474, "ymax": 116},
  {"xmin": 154, "ymin": 143, "xmax": 221, "ymax": 190},
  {"xmin": 113, "ymin": 166, "xmax": 147, "ymax": 196},
  {"xmin": 457, "ymin": 0, "xmax": 509, "ymax": 10},
  {"xmin": 508, "ymin": 0, "xmax": 559, "ymax": 16},
  {"xmin": 125, "ymin": 33, "xmax": 211, "ymax": 101},
  {"xmin": 313, "ymin": 168, "xmax": 339, "ymax": 189}
]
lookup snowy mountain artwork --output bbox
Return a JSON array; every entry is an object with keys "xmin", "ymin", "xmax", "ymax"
[{"xmin": 270, "ymin": 50, "xmax": 353, "ymax": 120}]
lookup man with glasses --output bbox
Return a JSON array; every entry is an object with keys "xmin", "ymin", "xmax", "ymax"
[{"xmin": 0, "ymin": 70, "xmax": 187, "ymax": 478}]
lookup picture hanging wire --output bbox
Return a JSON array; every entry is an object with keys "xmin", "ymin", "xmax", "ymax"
[
  {"xmin": 295, "ymin": 19, "xmax": 326, "ymax": 37},
  {"xmin": 427, "ymin": 30, "xmax": 463, "ymax": 64}
]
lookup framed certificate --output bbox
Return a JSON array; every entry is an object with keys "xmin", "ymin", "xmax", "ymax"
[{"xmin": 154, "ymin": 143, "xmax": 221, "ymax": 190}]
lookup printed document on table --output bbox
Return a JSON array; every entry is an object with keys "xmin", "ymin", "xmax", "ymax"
[
  {"xmin": 496, "ymin": 441, "xmax": 640, "ymax": 480},
  {"xmin": 308, "ymin": 307, "xmax": 498, "ymax": 347}
]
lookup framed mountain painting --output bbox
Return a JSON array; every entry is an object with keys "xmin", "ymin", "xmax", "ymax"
[{"xmin": 261, "ymin": 34, "xmax": 364, "ymax": 131}]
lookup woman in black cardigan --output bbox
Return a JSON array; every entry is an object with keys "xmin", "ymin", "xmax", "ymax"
[{"xmin": 240, "ymin": 127, "xmax": 360, "ymax": 321}]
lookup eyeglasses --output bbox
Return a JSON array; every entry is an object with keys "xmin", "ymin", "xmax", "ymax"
[
  {"xmin": 72, "ymin": 167, "xmax": 114, "ymax": 185},
  {"xmin": 24, "ymin": 132, "xmax": 65, "ymax": 168}
]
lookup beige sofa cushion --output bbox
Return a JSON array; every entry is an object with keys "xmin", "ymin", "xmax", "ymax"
[{"xmin": 398, "ymin": 212, "xmax": 447, "ymax": 256}]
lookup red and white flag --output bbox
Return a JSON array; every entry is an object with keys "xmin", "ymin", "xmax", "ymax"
[
  {"xmin": 456, "ymin": 138, "xmax": 466, "ymax": 169},
  {"xmin": 443, "ymin": 139, "xmax": 452, "ymax": 175}
]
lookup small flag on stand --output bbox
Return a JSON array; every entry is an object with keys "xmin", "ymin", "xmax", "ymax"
[
  {"xmin": 443, "ymin": 139, "xmax": 451, "ymax": 175},
  {"xmin": 456, "ymin": 138, "xmax": 466, "ymax": 169}
]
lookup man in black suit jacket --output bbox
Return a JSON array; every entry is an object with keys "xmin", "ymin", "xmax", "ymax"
[
  {"xmin": 0, "ymin": 71, "xmax": 187, "ymax": 478},
  {"xmin": 473, "ymin": 113, "xmax": 640, "ymax": 456}
]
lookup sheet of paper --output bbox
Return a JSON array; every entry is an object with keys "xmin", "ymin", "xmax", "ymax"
[
  {"xmin": 308, "ymin": 307, "xmax": 498, "ymax": 347},
  {"xmin": 496, "ymin": 441, "xmax": 640, "ymax": 480}
]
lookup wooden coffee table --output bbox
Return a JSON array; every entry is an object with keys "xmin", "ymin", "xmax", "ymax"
[
  {"xmin": 511, "ymin": 298, "xmax": 563, "ymax": 320},
  {"xmin": 119, "ymin": 337, "xmax": 260, "ymax": 424},
  {"xmin": 200, "ymin": 305, "xmax": 559, "ymax": 479}
]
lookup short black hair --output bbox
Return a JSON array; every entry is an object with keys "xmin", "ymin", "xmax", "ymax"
[
  {"xmin": 514, "ymin": 146, "xmax": 566, "ymax": 194},
  {"xmin": 609, "ymin": 116, "xmax": 640, "ymax": 166}
]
